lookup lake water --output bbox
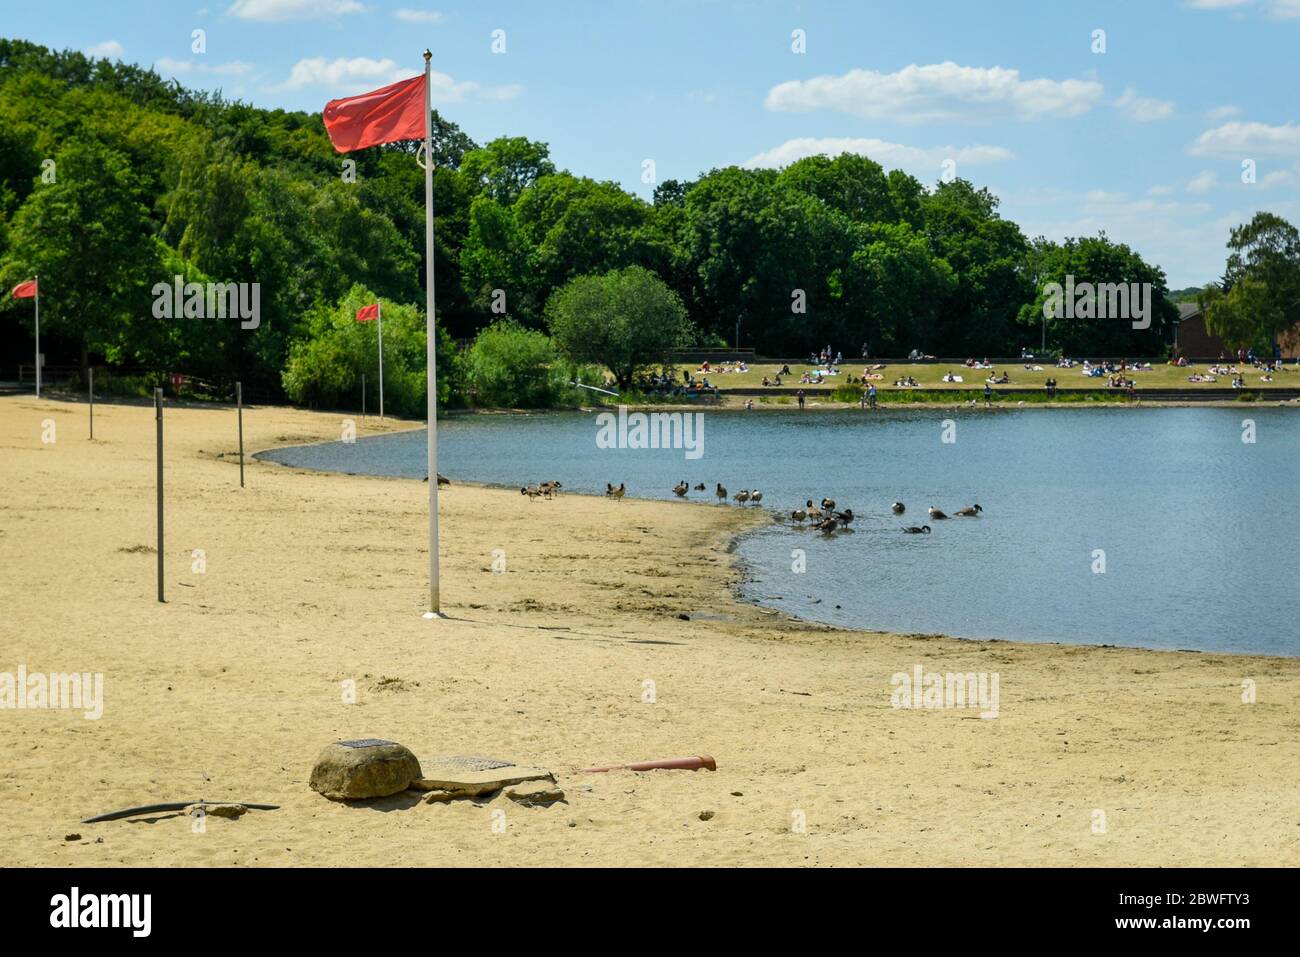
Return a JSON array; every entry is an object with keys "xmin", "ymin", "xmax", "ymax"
[{"xmin": 260, "ymin": 407, "xmax": 1300, "ymax": 656}]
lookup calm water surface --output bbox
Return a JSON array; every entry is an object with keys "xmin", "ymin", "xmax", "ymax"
[{"xmin": 261, "ymin": 407, "xmax": 1300, "ymax": 656}]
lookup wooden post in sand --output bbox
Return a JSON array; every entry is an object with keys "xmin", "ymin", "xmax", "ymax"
[
  {"xmin": 155, "ymin": 388, "xmax": 164, "ymax": 603},
  {"xmin": 236, "ymin": 381, "xmax": 245, "ymax": 489}
]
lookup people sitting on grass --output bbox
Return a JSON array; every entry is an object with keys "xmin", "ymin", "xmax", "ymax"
[{"xmin": 942, "ymin": 371, "xmax": 964, "ymax": 383}]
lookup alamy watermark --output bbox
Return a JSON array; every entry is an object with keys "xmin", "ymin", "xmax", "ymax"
[
  {"xmin": 152, "ymin": 276, "xmax": 260, "ymax": 330},
  {"xmin": 1, "ymin": 665, "xmax": 103, "ymax": 720},
  {"xmin": 1042, "ymin": 275, "xmax": 1151, "ymax": 330},
  {"xmin": 890, "ymin": 664, "xmax": 999, "ymax": 719},
  {"xmin": 595, "ymin": 406, "xmax": 704, "ymax": 460}
]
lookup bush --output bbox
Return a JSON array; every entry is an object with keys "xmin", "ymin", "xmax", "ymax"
[
  {"xmin": 463, "ymin": 319, "xmax": 575, "ymax": 408},
  {"xmin": 281, "ymin": 285, "xmax": 459, "ymax": 416}
]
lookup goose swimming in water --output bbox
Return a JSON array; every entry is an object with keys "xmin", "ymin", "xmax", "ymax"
[
  {"xmin": 694, "ymin": 483, "xmax": 706, "ymax": 491},
  {"xmin": 891, "ymin": 502, "xmax": 905, "ymax": 515},
  {"xmin": 833, "ymin": 508, "xmax": 854, "ymax": 525},
  {"xmin": 928, "ymin": 506, "xmax": 949, "ymax": 520},
  {"xmin": 955, "ymin": 504, "xmax": 983, "ymax": 517},
  {"xmin": 903, "ymin": 525, "xmax": 931, "ymax": 534},
  {"xmin": 815, "ymin": 516, "xmax": 839, "ymax": 533}
]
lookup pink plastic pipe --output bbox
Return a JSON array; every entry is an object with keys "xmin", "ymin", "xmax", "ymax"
[{"xmin": 579, "ymin": 755, "xmax": 716, "ymax": 773}]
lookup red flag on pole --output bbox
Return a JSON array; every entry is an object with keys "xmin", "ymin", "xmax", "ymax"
[
  {"xmin": 11, "ymin": 280, "xmax": 37, "ymax": 299},
  {"xmin": 323, "ymin": 75, "xmax": 427, "ymax": 153},
  {"xmin": 355, "ymin": 303, "xmax": 380, "ymax": 322}
]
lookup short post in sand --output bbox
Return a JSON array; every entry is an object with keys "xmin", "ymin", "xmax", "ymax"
[
  {"xmin": 88, "ymin": 368, "xmax": 94, "ymax": 440},
  {"xmin": 155, "ymin": 387, "xmax": 165, "ymax": 603},
  {"xmin": 236, "ymin": 381, "xmax": 245, "ymax": 489}
]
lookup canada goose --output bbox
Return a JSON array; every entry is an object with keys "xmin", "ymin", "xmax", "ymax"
[
  {"xmin": 694, "ymin": 483, "xmax": 706, "ymax": 491},
  {"xmin": 821, "ymin": 498, "xmax": 836, "ymax": 511},
  {"xmin": 521, "ymin": 485, "xmax": 542, "ymax": 501},
  {"xmin": 673, "ymin": 481, "xmax": 688, "ymax": 497},
  {"xmin": 423, "ymin": 473, "xmax": 451, "ymax": 485},
  {"xmin": 815, "ymin": 516, "xmax": 839, "ymax": 533},
  {"xmin": 928, "ymin": 506, "xmax": 949, "ymax": 520},
  {"xmin": 611, "ymin": 483, "xmax": 626, "ymax": 501},
  {"xmin": 805, "ymin": 499, "xmax": 823, "ymax": 519},
  {"xmin": 734, "ymin": 489, "xmax": 750, "ymax": 505},
  {"xmin": 903, "ymin": 525, "xmax": 932, "ymax": 534},
  {"xmin": 749, "ymin": 489, "xmax": 762, "ymax": 506},
  {"xmin": 605, "ymin": 482, "xmax": 615, "ymax": 497},
  {"xmin": 955, "ymin": 504, "xmax": 983, "ymax": 517},
  {"xmin": 715, "ymin": 483, "xmax": 727, "ymax": 503},
  {"xmin": 791, "ymin": 508, "xmax": 808, "ymax": 524},
  {"xmin": 833, "ymin": 508, "xmax": 854, "ymax": 525},
  {"xmin": 541, "ymin": 480, "xmax": 561, "ymax": 497},
  {"xmin": 891, "ymin": 502, "xmax": 905, "ymax": 514}
]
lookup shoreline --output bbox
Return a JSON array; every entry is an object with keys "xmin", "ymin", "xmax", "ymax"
[{"xmin": 2, "ymin": 394, "xmax": 1297, "ymax": 867}]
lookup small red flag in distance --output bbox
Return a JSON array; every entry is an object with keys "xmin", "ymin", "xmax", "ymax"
[
  {"xmin": 323, "ymin": 75, "xmax": 427, "ymax": 153},
  {"xmin": 355, "ymin": 303, "xmax": 380, "ymax": 322},
  {"xmin": 11, "ymin": 280, "xmax": 37, "ymax": 299}
]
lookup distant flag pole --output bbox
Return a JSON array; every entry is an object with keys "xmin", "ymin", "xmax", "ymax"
[
  {"xmin": 322, "ymin": 50, "xmax": 443, "ymax": 617},
  {"xmin": 355, "ymin": 301, "xmax": 385, "ymax": 420},
  {"xmin": 11, "ymin": 278, "xmax": 39, "ymax": 396}
]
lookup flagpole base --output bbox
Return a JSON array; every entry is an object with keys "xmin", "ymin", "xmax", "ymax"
[{"xmin": 422, "ymin": 611, "xmax": 449, "ymax": 620}]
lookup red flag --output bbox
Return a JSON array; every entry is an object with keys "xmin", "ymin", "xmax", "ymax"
[
  {"xmin": 11, "ymin": 279, "xmax": 37, "ymax": 299},
  {"xmin": 355, "ymin": 303, "xmax": 380, "ymax": 322},
  {"xmin": 323, "ymin": 75, "xmax": 426, "ymax": 153}
]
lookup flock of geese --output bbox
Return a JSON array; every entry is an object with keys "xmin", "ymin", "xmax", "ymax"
[
  {"xmin": 520, "ymin": 480, "xmax": 564, "ymax": 500},
  {"xmin": 659, "ymin": 481, "xmax": 983, "ymax": 534}
]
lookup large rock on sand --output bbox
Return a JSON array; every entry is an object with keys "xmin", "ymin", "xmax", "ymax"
[{"xmin": 310, "ymin": 739, "xmax": 422, "ymax": 800}]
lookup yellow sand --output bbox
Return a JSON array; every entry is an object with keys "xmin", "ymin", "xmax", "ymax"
[{"xmin": 1, "ymin": 394, "xmax": 1296, "ymax": 867}]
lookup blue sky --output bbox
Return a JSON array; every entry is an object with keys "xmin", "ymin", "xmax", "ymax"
[{"xmin": 9, "ymin": 0, "xmax": 1300, "ymax": 287}]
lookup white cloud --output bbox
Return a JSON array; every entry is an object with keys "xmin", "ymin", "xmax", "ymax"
[
  {"xmin": 394, "ymin": 8, "xmax": 442, "ymax": 23},
  {"xmin": 1205, "ymin": 105, "xmax": 1241, "ymax": 121},
  {"xmin": 228, "ymin": 0, "xmax": 364, "ymax": 22},
  {"xmin": 744, "ymin": 137, "xmax": 1013, "ymax": 177},
  {"xmin": 88, "ymin": 40, "xmax": 124, "ymax": 59},
  {"xmin": 282, "ymin": 57, "xmax": 520, "ymax": 102},
  {"xmin": 764, "ymin": 62, "xmax": 1103, "ymax": 124},
  {"xmin": 1147, "ymin": 185, "xmax": 1176, "ymax": 196},
  {"xmin": 1190, "ymin": 121, "xmax": 1300, "ymax": 157},
  {"xmin": 1185, "ymin": 0, "xmax": 1300, "ymax": 16},
  {"xmin": 1186, "ymin": 170, "xmax": 1218, "ymax": 193},
  {"xmin": 1114, "ymin": 88, "xmax": 1175, "ymax": 122}
]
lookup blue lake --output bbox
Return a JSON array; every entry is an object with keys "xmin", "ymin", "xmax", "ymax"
[{"xmin": 260, "ymin": 407, "xmax": 1300, "ymax": 656}]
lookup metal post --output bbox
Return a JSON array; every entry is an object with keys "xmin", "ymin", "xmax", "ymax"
[
  {"xmin": 236, "ymin": 381, "xmax": 245, "ymax": 489},
  {"xmin": 34, "ymin": 275, "xmax": 40, "ymax": 398},
  {"xmin": 155, "ymin": 388, "xmax": 164, "ymax": 603},
  {"xmin": 423, "ymin": 49, "xmax": 442, "ymax": 617},
  {"xmin": 88, "ymin": 368, "xmax": 94, "ymax": 440},
  {"xmin": 377, "ymin": 300, "xmax": 385, "ymax": 420},
  {"xmin": 362, "ymin": 373, "xmax": 366, "ymax": 419}
]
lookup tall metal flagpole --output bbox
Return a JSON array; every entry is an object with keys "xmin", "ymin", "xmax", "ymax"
[
  {"xmin": 34, "ymin": 275, "xmax": 40, "ymax": 398},
  {"xmin": 377, "ymin": 299, "xmax": 385, "ymax": 420},
  {"xmin": 423, "ymin": 49, "xmax": 443, "ymax": 618}
]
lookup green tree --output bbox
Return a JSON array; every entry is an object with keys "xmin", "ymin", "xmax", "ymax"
[
  {"xmin": 463, "ymin": 319, "xmax": 566, "ymax": 407},
  {"xmin": 1203, "ymin": 212, "xmax": 1300, "ymax": 350},
  {"xmin": 1, "ymin": 138, "xmax": 161, "ymax": 376},
  {"xmin": 546, "ymin": 265, "xmax": 690, "ymax": 390}
]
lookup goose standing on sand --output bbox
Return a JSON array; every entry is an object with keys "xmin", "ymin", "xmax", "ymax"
[
  {"xmin": 955, "ymin": 504, "xmax": 983, "ymax": 517},
  {"xmin": 715, "ymin": 483, "xmax": 727, "ymax": 504},
  {"xmin": 891, "ymin": 502, "xmax": 905, "ymax": 515},
  {"xmin": 673, "ymin": 481, "xmax": 688, "ymax": 497},
  {"xmin": 903, "ymin": 525, "xmax": 932, "ymax": 534},
  {"xmin": 611, "ymin": 483, "xmax": 626, "ymax": 501},
  {"xmin": 734, "ymin": 489, "xmax": 750, "ymax": 506},
  {"xmin": 521, "ymin": 485, "xmax": 542, "ymax": 501},
  {"xmin": 749, "ymin": 490, "xmax": 762, "ymax": 507},
  {"xmin": 928, "ymin": 506, "xmax": 949, "ymax": 520}
]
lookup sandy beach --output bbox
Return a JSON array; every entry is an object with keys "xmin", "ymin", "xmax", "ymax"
[{"xmin": 1, "ymin": 394, "xmax": 1297, "ymax": 867}]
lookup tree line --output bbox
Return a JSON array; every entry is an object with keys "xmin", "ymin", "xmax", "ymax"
[{"xmin": 0, "ymin": 38, "xmax": 1292, "ymax": 411}]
